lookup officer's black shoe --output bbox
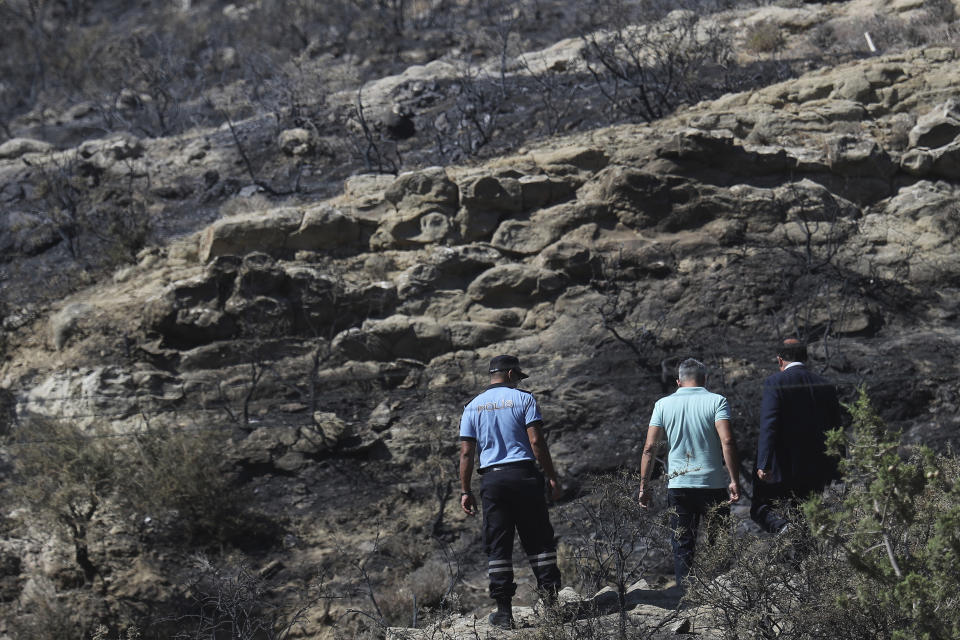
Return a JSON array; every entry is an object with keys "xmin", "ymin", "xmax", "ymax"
[{"xmin": 488, "ymin": 610, "xmax": 514, "ymax": 630}]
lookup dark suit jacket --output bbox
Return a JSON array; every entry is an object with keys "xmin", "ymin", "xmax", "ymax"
[{"xmin": 756, "ymin": 364, "xmax": 842, "ymax": 489}]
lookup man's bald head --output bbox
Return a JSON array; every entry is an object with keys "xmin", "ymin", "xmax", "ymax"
[{"xmin": 777, "ymin": 339, "xmax": 807, "ymax": 364}]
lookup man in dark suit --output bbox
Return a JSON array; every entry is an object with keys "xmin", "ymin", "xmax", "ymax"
[{"xmin": 751, "ymin": 339, "xmax": 842, "ymax": 533}]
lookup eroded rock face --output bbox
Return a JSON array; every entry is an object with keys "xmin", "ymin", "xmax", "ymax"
[
  {"xmin": 369, "ymin": 168, "xmax": 460, "ymax": 249},
  {"xmin": 0, "ymin": 138, "xmax": 53, "ymax": 159},
  {"xmin": 144, "ymin": 253, "xmax": 397, "ymax": 348},
  {"xmin": 857, "ymin": 180, "xmax": 960, "ymax": 283},
  {"xmin": 909, "ymin": 99, "xmax": 960, "ymax": 149},
  {"xmin": 199, "ymin": 205, "xmax": 363, "ymax": 261},
  {"xmin": 6, "ymin": 41, "xmax": 960, "ymax": 640}
]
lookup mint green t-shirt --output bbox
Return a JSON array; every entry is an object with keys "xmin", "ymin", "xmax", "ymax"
[{"xmin": 649, "ymin": 387, "xmax": 731, "ymax": 489}]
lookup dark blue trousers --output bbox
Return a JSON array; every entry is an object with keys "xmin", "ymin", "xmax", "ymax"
[
  {"xmin": 480, "ymin": 463, "xmax": 561, "ymax": 601},
  {"xmin": 668, "ymin": 487, "xmax": 730, "ymax": 585},
  {"xmin": 750, "ymin": 480, "xmax": 821, "ymax": 534}
]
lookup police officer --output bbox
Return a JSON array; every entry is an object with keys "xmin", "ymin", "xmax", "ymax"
[{"xmin": 459, "ymin": 354, "xmax": 562, "ymax": 630}]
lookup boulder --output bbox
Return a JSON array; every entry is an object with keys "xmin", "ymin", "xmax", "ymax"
[
  {"xmin": 199, "ymin": 208, "xmax": 302, "ymax": 261},
  {"xmin": 456, "ymin": 174, "xmax": 523, "ymax": 241},
  {"xmin": 384, "ymin": 167, "xmax": 459, "ymax": 216},
  {"xmin": 531, "ymin": 146, "xmax": 609, "ymax": 172},
  {"xmin": 307, "ymin": 412, "xmax": 350, "ymax": 448},
  {"xmin": 0, "ymin": 211, "xmax": 62, "ymax": 259},
  {"xmin": 344, "ymin": 173, "xmax": 396, "ymax": 207},
  {"xmin": 467, "ymin": 264, "xmax": 564, "ymax": 307},
  {"xmin": 447, "ymin": 321, "xmax": 510, "ymax": 350},
  {"xmin": 490, "ymin": 219, "xmax": 561, "ymax": 255},
  {"xmin": 590, "ymin": 167, "xmax": 677, "ymax": 229},
  {"xmin": 287, "ymin": 205, "xmax": 361, "ymax": 251},
  {"xmin": 825, "ymin": 134, "xmax": 896, "ymax": 178},
  {"xmin": 773, "ymin": 179, "xmax": 861, "ymax": 222},
  {"xmin": 343, "ymin": 173, "xmax": 396, "ymax": 221},
  {"xmin": 396, "ymin": 262, "xmax": 441, "ymax": 299},
  {"xmin": 857, "ymin": 180, "xmax": 960, "ymax": 283},
  {"xmin": 224, "ymin": 255, "xmax": 295, "ymax": 335},
  {"xmin": 371, "ymin": 169, "xmax": 459, "ymax": 248},
  {"xmin": 332, "ymin": 314, "xmax": 451, "ymax": 361},
  {"xmin": 536, "ymin": 240, "xmax": 595, "ymax": 280},
  {"xmin": 930, "ymin": 141, "xmax": 960, "ymax": 179},
  {"xmin": 0, "ymin": 138, "xmax": 53, "ymax": 159},
  {"xmin": 665, "ymin": 128, "xmax": 797, "ymax": 177},
  {"xmin": 901, "ymin": 148, "xmax": 934, "ymax": 175},
  {"xmin": 78, "ymin": 133, "xmax": 144, "ymax": 162},
  {"xmin": 331, "ymin": 327, "xmax": 391, "ymax": 361},
  {"xmin": 430, "ymin": 245, "xmax": 504, "ymax": 278},
  {"xmin": 22, "ymin": 366, "xmax": 138, "ymax": 421},
  {"xmin": 370, "ymin": 208, "xmax": 457, "ymax": 249},
  {"xmin": 518, "ymin": 174, "xmax": 577, "ymax": 210},
  {"xmin": 466, "ymin": 305, "xmax": 526, "ymax": 327},
  {"xmin": 829, "ymin": 70, "xmax": 875, "ymax": 103},
  {"xmin": 908, "ymin": 99, "xmax": 960, "ymax": 149},
  {"xmin": 459, "ymin": 175, "xmax": 522, "ymax": 215},
  {"xmin": 292, "ymin": 272, "xmax": 398, "ymax": 334},
  {"xmin": 236, "ymin": 425, "xmax": 301, "ymax": 466},
  {"xmin": 143, "ymin": 258, "xmax": 241, "ymax": 349},
  {"xmin": 144, "ymin": 254, "xmax": 393, "ymax": 349},
  {"xmin": 278, "ymin": 128, "xmax": 314, "ymax": 156},
  {"xmin": 743, "ymin": 5, "xmax": 824, "ymax": 32}
]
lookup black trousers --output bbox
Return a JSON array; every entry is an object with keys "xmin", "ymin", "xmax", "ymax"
[
  {"xmin": 480, "ymin": 463, "xmax": 561, "ymax": 601},
  {"xmin": 750, "ymin": 480, "xmax": 820, "ymax": 534},
  {"xmin": 668, "ymin": 487, "xmax": 730, "ymax": 585}
]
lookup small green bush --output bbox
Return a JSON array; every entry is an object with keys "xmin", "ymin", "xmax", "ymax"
[
  {"xmin": 805, "ymin": 387, "xmax": 960, "ymax": 640},
  {"xmin": 688, "ymin": 388, "xmax": 960, "ymax": 640}
]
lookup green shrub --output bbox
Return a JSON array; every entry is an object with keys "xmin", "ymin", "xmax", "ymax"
[
  {"xmin": 688, "ymin": 388, "xmax": 960, "ymax": 640},
  {"xmin": 805, "ymin": 387, "xmax": 960, "ymax": 640}
]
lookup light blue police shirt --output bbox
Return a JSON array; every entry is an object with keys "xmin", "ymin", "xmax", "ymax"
[
  {"xmin": 650, "ymin": 387, "xmax": 731, "ymax": 489},
  {"xmin": 460, "ymin": 384, "xmax": 542, "ymax": 469}
]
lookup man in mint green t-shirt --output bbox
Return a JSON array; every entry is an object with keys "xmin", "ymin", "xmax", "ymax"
[{"xmin": 638, "ymin": 358, "xmax": 742, "ymax": 586}]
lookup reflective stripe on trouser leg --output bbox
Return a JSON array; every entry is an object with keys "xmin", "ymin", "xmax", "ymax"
[
  {"xmin": 488, "ymin": 559, "xmax": 514, "ymax": 578},
  {"xmin": 528, "ymin": 551, "xmax": 558, "ymax": 568},
  {"xmin": 526, "ymin": 549, "xmax": 561, "ymax": 592}
]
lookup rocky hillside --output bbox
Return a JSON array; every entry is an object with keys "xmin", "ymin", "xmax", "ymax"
[{"xmin": 2, "ymin": 1, "xmax": 960, "ymax": 638}]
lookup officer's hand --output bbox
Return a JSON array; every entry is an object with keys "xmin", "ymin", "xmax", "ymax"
[
  {"xmin": 461, "ymin": 492, "xmax": 478, "ymax": 516},
  {"xmin": 757, "ymin": 469, "xmax": 772, "ymax": 484}
]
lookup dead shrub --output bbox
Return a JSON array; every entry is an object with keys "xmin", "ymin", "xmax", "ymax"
[
  {"xmin": 124, "ymin": 421, "xmax": 283, "ymax": 550},
  {"xmin": 581, "ymin": 5, "xmax": 736, "ymax": 123},
  {"xmin": 745, "ymin": 20, "xmax": 785, "ymax": 54}
]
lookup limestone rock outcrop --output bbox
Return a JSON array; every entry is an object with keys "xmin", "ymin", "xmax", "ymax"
[{"xmin": 4, "ymin": 28, "xmax": 960, "ymax": 640}]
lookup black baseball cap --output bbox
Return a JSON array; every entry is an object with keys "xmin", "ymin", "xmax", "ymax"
[{"xmin": 489, "ymin": 354, "xmax": 529, "ymax": 379}]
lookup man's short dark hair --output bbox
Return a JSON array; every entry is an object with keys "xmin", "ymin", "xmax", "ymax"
[
  {"xmin": 778, "ymin": 340, "xmax": 808, "ymax": 363},
  {"xmin": 677, "ymin": 358, "xmax": 707, "ymax": 385}
]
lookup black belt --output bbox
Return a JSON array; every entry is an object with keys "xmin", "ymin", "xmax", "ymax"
[{"xmin": 479, "ymin": 460, "xmax": 536, "ymax": 474}]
